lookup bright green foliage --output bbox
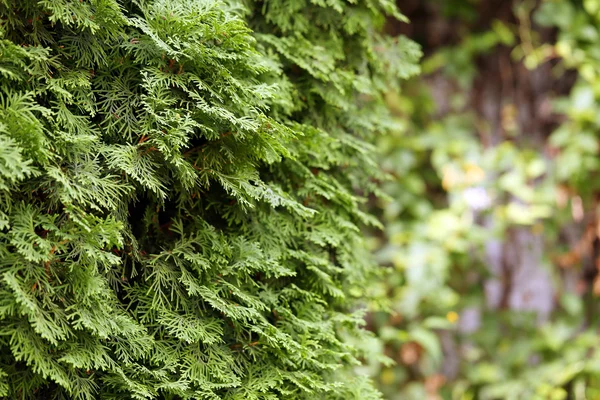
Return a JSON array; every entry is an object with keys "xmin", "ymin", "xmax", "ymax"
[{"xmin": 0, "ymin": 0, "xmax": 419, "ymax": 399}]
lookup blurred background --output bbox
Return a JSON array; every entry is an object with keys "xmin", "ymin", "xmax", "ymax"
[{"xmin": 364, "ymin": 0, "xmax": 600, "ymax": 398}]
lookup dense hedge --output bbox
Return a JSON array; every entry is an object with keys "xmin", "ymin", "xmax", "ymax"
[{"xmin": 0, "ymin": 0, "xmax": 419, "ymax": 399}]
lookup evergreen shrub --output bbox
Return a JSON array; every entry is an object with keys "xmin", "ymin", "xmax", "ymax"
[{"xmin": 0, "ymin": 0, "xmax": 419, "ymax": 398}]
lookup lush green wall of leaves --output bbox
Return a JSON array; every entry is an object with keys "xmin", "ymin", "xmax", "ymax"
[{"xmin": 0, "ymin": 0, "xmax": 419, "ymax": 399}]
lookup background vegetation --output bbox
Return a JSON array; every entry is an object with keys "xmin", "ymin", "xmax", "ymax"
[{"xmin": 369, "ymin": 0, "xmax": 600, "ymax": 399}]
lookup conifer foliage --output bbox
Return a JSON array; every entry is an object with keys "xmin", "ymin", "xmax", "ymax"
[{"xmin": 0, "ymin": 0, "xmax": 419, "ymax": 398}]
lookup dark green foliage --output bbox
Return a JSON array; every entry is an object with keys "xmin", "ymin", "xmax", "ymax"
[{"xmin": 0, "ymin": 0, "xmax": 419, "ymax": 398}]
